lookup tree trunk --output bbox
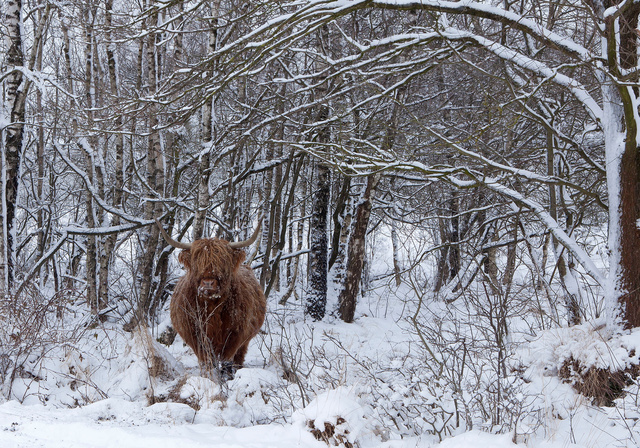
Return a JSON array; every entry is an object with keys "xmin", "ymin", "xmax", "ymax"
[
  {"xmin": 433, "ymin": 218, "xmax": 449, "ymax": 294},
  {"xmin": 616, "ymin": 5, "xmax": 640, "ymax": 325},
  {"xmin": 328, "ymin": 175, "xmax": 352, "ymax": 276},
  {"xmin": 99, "ymin": 0, "xmax": 125, "ymax": 311},
  {"xmin": 434, "ymin": 190, "xmax": 461, "ymax": 292},
  {"xmin": 264, "ymin": 153, "xmax": 305, "ymax": 299},
  {"xmin": 390, "ymin": 218, "xmax": 402, "ymax": 287},
  {"xmin": 2, "ymin": 0, "xmax": 51, "ymax": 293},
  {"xmin": 261, "ymin": 84, "xmax": 287, "ymax": 290},
  {"xmin": 483, "ymin": 229, "xmax": 499, "ymax": 292},
  {"xmin": 603, "ymin": 3, "xmax": 640, "ymax": 328},
  {"xmin": 136, "ymin": 4, "xmax": 164, "ymax": 325},
  {"xmin": 306, "ymin": 162, "xmax": 331, "ymax": 320},
  {"xmin": 306, "ymin": 24, "xmax": 332, "ymax": 321},
  {"xmin": 338, "ymin": 173, "xmax": 381, "ymax": 323},
  {"xmin": 81, "ymin": 4, "xmax": 101, "ymax": 313},
  {"xmin": 35, "ymin": 15, "xmax": 47, "ymax": 286},
  {"xmin": 501, "ymin": 223, "xmax": 516, "ymax": 281},
  {"xmin": 59, "ymin": 9, "xmax": 80, "ymax": 293},
  {"xmin": 1, "ymin": 0, "xmax": 26, "ymax": 293},
  {"xmin": 193, "ymin": 3, "xmax": 220, "ymax": 240}
]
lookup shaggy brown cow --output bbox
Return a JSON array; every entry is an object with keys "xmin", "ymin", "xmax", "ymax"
[{"xmin": 157, "ymin": 219, "xmax": 266, "ymax": 377}]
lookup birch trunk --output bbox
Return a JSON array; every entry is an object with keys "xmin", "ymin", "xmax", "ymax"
[
  {"xmin": 99, "ymin": 0, "xmax": 125, "ymax": 310},
  {"xmin": 193, "ymin": 0, "xmax": 221, "ymax": 240},
  {"xmin": 1, "ymin": 0, "xmax": 25, "ymax": 293},
  {"xmin": 59, "ymin": 10, "xmax": 82, "ymax": 291},
  {"xmin": 261, "ymin": 83, "xmax": 286, "ymax": 290},
  {"xmin": 2, "ymin": 0, "xmax": 50, "ymax": 293},
  {"xmin": 136, "ymin": 4, "xmax": 164, "ymax": 324},
  {"xmin": 81, "ymin": 5, "xmax": 100, "ymax": 312}
]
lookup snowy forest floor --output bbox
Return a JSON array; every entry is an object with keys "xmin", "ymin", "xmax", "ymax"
[{"xmin": 2, "ymin": 275, "xmax": 640, "ymax": 447}]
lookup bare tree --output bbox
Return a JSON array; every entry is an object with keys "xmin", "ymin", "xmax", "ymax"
[
  {"xmin": 1, "ymin": 0, "xmax": 51, "ymax": 293},
  {"xmin": 226, "ymin": 0, "xmax": 632, "ymax": 327},
  {"xmin": 306, "ymin": 24, "xmax": 332, "ymax": 321}
]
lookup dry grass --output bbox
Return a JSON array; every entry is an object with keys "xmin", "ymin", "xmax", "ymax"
[
  {"xmin": 308, "ymin": 417, "xmax": 355, "ymax": 448},
  {"xmin": 559, "ymin": 357, "xmax": 640, "ymax": 406}
]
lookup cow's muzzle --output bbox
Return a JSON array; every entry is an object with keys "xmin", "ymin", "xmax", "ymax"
[{"xmin": 198, "ymin": 279, "xmax": 221, "ymax": 299}]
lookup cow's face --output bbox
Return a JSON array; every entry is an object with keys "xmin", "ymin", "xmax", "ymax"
[{"xmin": 178, "ymin": 239, "xmax": 246, "ymax": 300}]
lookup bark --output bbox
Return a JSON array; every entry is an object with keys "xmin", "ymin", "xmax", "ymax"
[
  {"xmin": 59, "ymin": 10, "xmax": 81, "ymax": 292},
  {"xmin": 81, "ymin": 4, "xmax": 100, "ymax": 312},
  {"xmin": 306, "ymin": 24, "xmax": 332, "ymax": 321},
  {"xmin": 618, "ymin": 141, "xmax": 640, "ymax": 327},
  {"xmin": 483, "ymin": 230, "xmax": 499, "ymax": 291},
  {"xmin": 328, "ymin": 175, "xmax": 352, "ymax": 274},
  {"xmin": 193, "ymin": 4, "xmax": 219, "ymax": 240},
  {"xmin": 434, "ymin": 191, "xmax": 461, "ymax": 292},
  {"xmin": 502, "ymin": 222, "xmax": 517, "ymax": 290},
  {"xmin": 136, "ymin": 5, "xmax": 165, "ymax": 324},
  {"xmin": 603, "ymin": 2, "xmax": 640, "ymax": 328},
  {"xmin": 306, "ymin": 162, "xmax": 331, "ymax": 320},
  {"xmin": 281, "ymin": 167, "xmax": 308, "ymax": 306},
  {"xmin": 263, "ymin": 153, "xmax": 305, "ymax": 298},
  {"xmin": 616, "ymin": 5, "xmax": 640, "ymax": 326},
  {"xmin": 260, "ymin": 84, "xmax": 287, "ymax": 290},
  {"xmin": 270, "ymin": 87, "xmax": 286, "ymax": 293},
  {"xmin": 2, "ymin": 0, "xmax": 50, "ymax": 292},
  {"xmin": 544, "ymin": 121, "xmax": 581, "ymax": 325},
  {"xmin": 99, "ymin": 0, "xmax": 125, "ymax": 310},
  {"xmin": 329, "ymin": 103, "xmax": 361, "ymax": 278},
  {"xmin": 1, "ymin": 0, "xmax": 25, "ymax": 293},
  {"xmin": 35, "ymin": 19, "xmax": 47, "ymax": 285},
  {"xmin": 433, "ymin": 219, "xmax": 449, "ymax": 294},
  {"xmin": 217, "ymin": 81, "xmax": 247, "ymax": 238},
  {"xmin": 338, "ymin": 173, "xmax": 381, "ymax": 323},
  {"xmin": 390, "ymin": 218, "xmax": 402, "ymax": 287},
  {"xmin": 193, "ymin": 116, "xmax": 211, "ymax": 240},
  {"xmin": 448, "ymin": 194, "xmax": 461, "ymax": 280}
]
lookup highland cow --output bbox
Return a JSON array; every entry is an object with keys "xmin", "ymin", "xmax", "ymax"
[{"xmin": 157, "ymin": 219, "xmax": 266, "ymax": 377}]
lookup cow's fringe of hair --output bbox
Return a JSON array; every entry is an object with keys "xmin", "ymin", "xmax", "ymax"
[{"xmin": 182, "ymin": 240, "xmax": 245, "ymax": 278}]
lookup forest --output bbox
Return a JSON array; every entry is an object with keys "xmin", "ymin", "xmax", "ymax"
[{"xmin": 2, "ymin": 0, "xmax": 640, "ymax": 446}]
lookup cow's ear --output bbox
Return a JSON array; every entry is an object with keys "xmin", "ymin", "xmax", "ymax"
[
  {"xmin": 178, "ymin": 250, "xmax": 192, "ymax": 269},
  {"xmin": 232, "ymin": 249, "xmax": 246, "ymax": 269}
]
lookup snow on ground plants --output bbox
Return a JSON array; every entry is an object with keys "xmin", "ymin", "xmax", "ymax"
[{"xmin": 2, "ymin": 250, "xmax": 640, "ymax": 447}]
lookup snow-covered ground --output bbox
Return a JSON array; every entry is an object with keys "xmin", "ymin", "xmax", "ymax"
[
  {"xmin": 2, "ymin": 272, "xmax": 640, "ymax": 447},
  {"xmin": 0, "ymin": 398, "xmax": 519, "ymax": 448}
]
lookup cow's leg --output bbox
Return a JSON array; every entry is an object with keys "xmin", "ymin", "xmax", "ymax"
[
  {"xmin": 214, "ymin": 333, "xmax": 240, "ymax": 380},
  {"xmin": 215, "ymin": 335, "xmax": 250, "ymax": 380},
  {"xmin": 232, "ymin": 343, "xmax": 249, "ymax": 370},
  {"xmin": 218, "ymin": 344, "xmax": 247, "ymax": 381},
  {"xmin": 220, "ymin": 361, "xmax": 235, "ymax": 381}
]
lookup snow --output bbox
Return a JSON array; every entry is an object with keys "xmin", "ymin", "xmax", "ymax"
[
  {"xmin": 2, "ymin": 229, "xmax": 640, "ymax": 448},
  {"xmin": 0, "ymin": 399, "xmax": 521, "ymax": 448},
  {"xmin": 2, "ymin": 283, "xmax": 640, "ymax": 448},
  {"xmin": 0, "ymin": 399, "xmax": 321, "ymax": 448},
  {"xmin": 437, "ymin": 431, "xmax": 517, "ymax": 448},
  {"xmin": 602, "ymin": 74, "xmax": 627, "ymax": 328},
  {"xmin": 3, "ymin": 0, "xmax": 638, "ymax": 445}
]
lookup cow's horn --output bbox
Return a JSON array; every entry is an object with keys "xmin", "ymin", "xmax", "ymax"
[
  {"xmin": 229, "ymin": 216, "xmax": 262, "ymax": 249},
  {"xmin": 156, "ymin": 219, "xmax": 192, "ymax": 250}
]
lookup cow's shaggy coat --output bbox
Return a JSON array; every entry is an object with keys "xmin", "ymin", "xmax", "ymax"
[{"xmin": 159, "ymin": 222, "xmax": 266, "ymax": 375}]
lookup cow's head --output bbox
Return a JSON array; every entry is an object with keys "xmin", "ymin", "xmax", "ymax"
[{"xmin": 157, "ymin": 218, "xmax": 261, "ymax": 300}]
